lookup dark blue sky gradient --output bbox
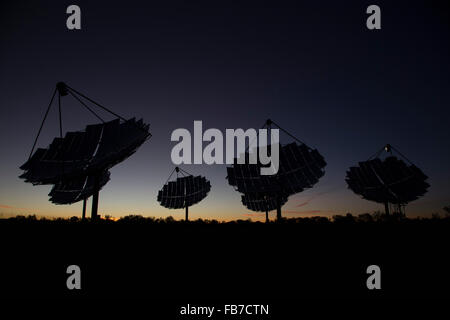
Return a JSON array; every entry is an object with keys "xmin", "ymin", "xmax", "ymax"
[{"xmin": 1, "ymin": 1, "xmax": 449, "ymax": 219}]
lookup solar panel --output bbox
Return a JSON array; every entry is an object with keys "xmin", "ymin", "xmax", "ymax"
[
  {"xmin": 80, "ymin": 124, "xmax": 103, "ymax": 158},
  {"xmin": 157, "ymin": 171, "xmax": 211, "ymax": 217},
  {"xmin": 227, "ymin": 142, "xmax": 326, "ymax": 197},
  {"xmin": 187, "ymin": 175, "xmax": 194, "ymax": 194},
  {"xmin": 96, "ymin": 119, "xmax": 120, "ymax": 157},
  {"xmin": 346, "ymin": 155, "xmax": 429, "ymax": 208},
  {"xmin": 21, "ymin": 118, "xmax": 150, "ymax": 185},
  {"xmin": 49, "ymin": 170, "xmax": 110, "ymax": 204}
]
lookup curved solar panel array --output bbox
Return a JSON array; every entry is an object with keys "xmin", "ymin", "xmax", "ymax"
[
  {"xmin": 20, "ymin": 118, "xmax": 150, "ymax": 204},
  {"xmin": 345, "ymin": 156, "xmax": 429, "ymax": 206},
  {"xmin": 49, "ymin": 170, "xmax": 110, "ymax": 204},
  {"xmin": 227, "ymin": 142, "xmax": 326, "ymax": 217},
  {"xmin": 157, "ymin": 175, "xmax": 211, "ymax": 209}
]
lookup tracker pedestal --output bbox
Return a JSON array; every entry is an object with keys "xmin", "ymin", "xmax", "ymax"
[
  {"xmin": 91, "ymin": 174, "xmax": 100, "ymax": 220},
  {"xmin": 82, "ymin": 198, "xmax": 87, "ymax": 219}
]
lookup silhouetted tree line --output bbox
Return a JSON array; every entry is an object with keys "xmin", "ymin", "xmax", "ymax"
[
  {"xmin": 444, "ymin": 206, "xmax": 450, "ymax": 215},
  {"xmin": 1, "ymin": 209, "xmax": 450, "ymax": 225}
]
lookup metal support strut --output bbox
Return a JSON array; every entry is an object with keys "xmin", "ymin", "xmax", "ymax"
[
  {"xmin": 91, "ymin": 174, "xmax": 100, "ymax": 220},
  {"xmin": 82, "ymin": 198, "xmax": 87, "ymax": 219}
]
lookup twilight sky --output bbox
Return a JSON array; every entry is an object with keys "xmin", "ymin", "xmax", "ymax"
[{"xmin": 1, "ymin": 0, "xmax": 449, "ymax": 221}]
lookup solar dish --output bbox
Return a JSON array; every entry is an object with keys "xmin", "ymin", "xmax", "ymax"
[
  {"xmin": 227, "ymin": 142, "xmax": 326, "ymax": 195},
  {"xmin": 157, "ymin": 167, "xmax": 211, "ymax": 221},
  {"xmin": 345, "ymin": 144, "xmax": 429, "ymax": 215},
  {"xmin": 20, "ymin": 118, "xmax": 149, "ymax": 185},
  {"xmin": 227, "ymin": 119, "xmax": 326, "ymax": 221},
  {"xmin": 19, "ymin": 82, "xmax": 151, "ymax": 218}
]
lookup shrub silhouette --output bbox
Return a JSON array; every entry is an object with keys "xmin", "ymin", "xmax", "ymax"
[
  {"xmin": 444, "ymin": 206, "xmax": 450, "ymax": 216},
  {"xmin": 1, "ymin": 212, "xmax": 450, "ymax": 227}
]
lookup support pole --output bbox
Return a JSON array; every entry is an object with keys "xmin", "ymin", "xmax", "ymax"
[
  {"xmin": 264, "ymin": 196, "xmax": 269, "ymax": 223},
  {"xmin": 91, "ymin": 175, "xmax": 100, "ymax": 220},
  {"xmin": 82, "ymin": 198, "xmax": 87, "ymax": 220},
  {"xmin": 384, "ymin": 202, "xmax": 390, "ymax": 216},
  {"xmin": 185, "ymin": 206, "xmax": 189, "ymax": 222},
  {"xmin": 276, "ymin": 196, "xmax": 282, "ymax": 221},
  {"xmin": 397, "ymin": 204, "xmax": 404, "ymax": 217}
]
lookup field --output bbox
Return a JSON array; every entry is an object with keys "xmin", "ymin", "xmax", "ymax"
[{"xmin": 1, "ymin": 214, "xmax": 449, "ymax": 301}]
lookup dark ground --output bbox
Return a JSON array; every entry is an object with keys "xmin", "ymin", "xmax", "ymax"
[{"xmin": 1, "ymin": 215, "xmax": 449, "ymax": 309}]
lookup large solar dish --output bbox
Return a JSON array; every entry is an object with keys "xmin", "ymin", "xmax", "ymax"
[
  {"xmin": 226, "ymin": 119, "xmax": 326, "ymax": 221},
  {"xmin": 19, "ymin": 82, "xmax": 151, "ymax": 218},
  {"xmin": 345, "ymin": 144, "xmax": 429, "ymax": 215}
]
